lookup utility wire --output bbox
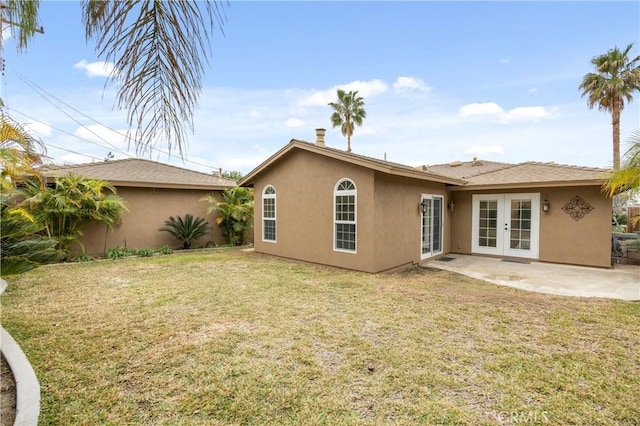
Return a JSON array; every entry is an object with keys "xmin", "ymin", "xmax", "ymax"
[
  {"xmin": 12, "ymin": 70, "xmax": 224, "ymax": 172},
  {"xmin": 7, "ymin": 106, "xmax": 130, "ymax": 157}
]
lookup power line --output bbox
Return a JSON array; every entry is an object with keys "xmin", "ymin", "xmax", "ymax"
[
  {"xmin": 7, "ymin": 106, "xmax": 130, "ymax": 157},
  {"xmin": 11, "ymin": 70, "xmax": 225, "ymax": 172},
  {"xmin": 13, "ymin": 72, "xmax": 132, "ymax": 157}
]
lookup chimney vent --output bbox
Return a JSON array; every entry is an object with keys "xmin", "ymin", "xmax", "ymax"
[{"xmin": 315, "ymin": 128, "xmax": 326, "ymax": 147}]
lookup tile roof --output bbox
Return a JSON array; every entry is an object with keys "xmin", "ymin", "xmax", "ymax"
[
  {"xmin": 38, "ymin": 158, "xmax": 237, "ymax": 190},
  {"xmin": 239, "ymin": 140, "xmax": 466, "ymax": 186},
  {"xmin": 462, "ymin": 161, "xmax": 609, "ymax": 188},
  {"xmin": 421, "ymin": 159, "xmax": 514, "ymax": 180},
  {"xmin": 239, "ymin": 134, "xmax": 610, "ymax": 190}
]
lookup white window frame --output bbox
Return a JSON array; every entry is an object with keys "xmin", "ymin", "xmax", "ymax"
[
  {"xmin": 262, "ymin": 185, "xmax": 277, "ymax": 243},
  {"xmin": 420, "ymin": 194, "xmax": 444, "ymax": 260},
  {"xmin": 333, "ymin": 179, "xmax": 357, "ymax": 253}
]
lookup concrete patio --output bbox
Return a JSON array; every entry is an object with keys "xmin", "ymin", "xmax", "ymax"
[{"xmin": 422, "ymin": 254, "xmax": 640, "ymax": 301}]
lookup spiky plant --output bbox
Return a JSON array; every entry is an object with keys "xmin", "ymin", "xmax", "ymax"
[{"xmin": 159, "ymin": 214, "xmax": 211, "ymax": 249}]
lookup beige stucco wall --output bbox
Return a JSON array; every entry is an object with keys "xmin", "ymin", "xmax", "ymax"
[
  {"xmin": 251, "ymin": 150, "xmax": 453, "ymax": 273},
  {"xmin": 372, "ymin": 173, "xmax": 450, "ymax": 271},
  {"xmin": 449, "ymin": 186, "xmax": 611, "ymax": 268},
  {"xmin": 252, "ymin": 149, "xmax": 377, "ymax": 272},
  {"xmin": 75, "ymin": 187, "xmax": 227, "ymax": 256}
]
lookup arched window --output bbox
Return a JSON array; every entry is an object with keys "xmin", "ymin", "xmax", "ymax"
[
  {"xmin": 262, "ymin": 185, "xmax": 276, "ymax": 242},
  {"xmin": 334, "ymin": 179, "xmax": 356, "ymax": 252}
]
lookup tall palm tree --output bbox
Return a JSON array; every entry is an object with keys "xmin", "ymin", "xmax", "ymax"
[
  {"xmin": 579, "ymin": 43, "xmax": 640, "ymax": 169},
  {"xmin": 2, "ymin": 1, "xmax": 226, "ymax": 157},
  {"xmin": 602, "ymin": 129, "xmax": 640, "ymax": 198},
  {"xmin": 328, "ymin": 89, "xmax": 367, "ymax": 153}
]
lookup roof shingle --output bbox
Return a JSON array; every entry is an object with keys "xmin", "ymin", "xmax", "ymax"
[{"xmin": 39, "ymin": 158, "xmax": 237, "ymax": 190}]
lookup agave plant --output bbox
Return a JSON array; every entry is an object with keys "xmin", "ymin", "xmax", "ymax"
[{"xmin": 159, "ymin": 214, "xmax": 211, "ymax": 249}]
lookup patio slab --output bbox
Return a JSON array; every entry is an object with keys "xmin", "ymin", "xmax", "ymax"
[{"xmin": 422, "ymin": 255, "xmax": 640, "ymax": 301}]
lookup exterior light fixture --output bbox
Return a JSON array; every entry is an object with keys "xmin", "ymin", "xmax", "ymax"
[
  {"xmin": 448, "ymin": 200, "xmax": 455, "ymax": 213},
  {"xmin": 420, "ymin": 199, "xmax": 429, "ymax": 214},
  {"xmin": 542, "ymin": 199, "xmax": 550, "ymax": 212}
]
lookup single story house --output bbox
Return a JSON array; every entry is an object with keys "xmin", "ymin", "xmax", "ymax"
[
  {"xmin": 239, "ymin": 129, "xmax": 612, "ymax": 273},
  {"xmin": 39, "ymin": 158, "xmax": 237, "ymax": 255}
]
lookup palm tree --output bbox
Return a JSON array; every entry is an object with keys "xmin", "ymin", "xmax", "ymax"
[
  {"xmin": 602, "ymin": 129, "xmax": 640, "ymax": 198},
  {"xmin": 159, "ymin": 214, "xmax": 211, "ymax": 249},
  {"xmin": 2, "ymin": 1, "xmax": 226, "ymax": 157},
  {"xmin": 328, "ymin": 89, "xmax": 367, "ymax": 153},
  {"xmin": 0, "ymin": 112, "xmax": 46, "ymax": 188},
  {"xmin": 202, "ymin": 187, "xmax": 253, "ymax": 246},
  {"xmin": 579, "ymin": 43, "xmax": 640, "ymax": 169},
  {"xmin": 20, "ymin": 173, "xmax": 127, "ymax": 258}
]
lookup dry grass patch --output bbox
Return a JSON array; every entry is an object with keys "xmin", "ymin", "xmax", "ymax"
[{"xmin": 2, "ymin": 250, "xmax": 639, "ymax": 425}]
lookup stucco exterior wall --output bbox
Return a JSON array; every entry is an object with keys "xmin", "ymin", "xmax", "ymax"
[
  {"xmin": 253, "ymin": 149, "xmax": 377, "ymax": 272},
  {"xmin": 372, "ymin": 173, "xmax": 450, "ymax": 271},
  {"xmin": 449, "ymin": 186, "xmax": 611, "ymax": 268},
  {"xmin": 537, "ymin": 186, "xmax": 611, "ymax": 268},
  {"xmin": 76, "ymin": 187, "xmax": 227, "ymax": 256}
]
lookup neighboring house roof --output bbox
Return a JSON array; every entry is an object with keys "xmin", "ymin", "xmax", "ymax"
[
  {"xmin": 239, "ymin": 140, "xmax": 466, "ymax": 187},
  {"xmin": 39, "ymin": 158, "xmax": 237, "ymax": 190}
]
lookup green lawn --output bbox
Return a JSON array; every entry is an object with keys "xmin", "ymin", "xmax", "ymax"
[{"xmin": 2, "ymin": 249, "xmax": 639, "ymax": 425}]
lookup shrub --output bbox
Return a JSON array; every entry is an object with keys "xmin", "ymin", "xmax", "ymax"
[{"xmin": 159, "ymin": 214, "xmax": 211, "ymax": 249}]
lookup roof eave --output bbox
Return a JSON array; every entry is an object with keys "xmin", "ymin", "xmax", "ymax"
[
  {"xmin": 238, "ymin": 140, "xmax": 465, "ymax": 186},
  {"xmin": 449, "ymin": 179, "xmax": 604, "ymax": 191}
]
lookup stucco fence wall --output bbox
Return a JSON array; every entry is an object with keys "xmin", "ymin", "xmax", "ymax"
[{"xmin": 73, "ymin": 187, "xmax": 246, "ymax": 257}]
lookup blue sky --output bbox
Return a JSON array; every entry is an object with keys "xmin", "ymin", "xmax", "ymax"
[{"xmin": 2, "ymin": 1, "xmax": 639, "ymax": 175}]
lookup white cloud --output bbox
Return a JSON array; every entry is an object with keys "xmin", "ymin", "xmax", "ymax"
[
  {"xmin": 25, "ymin": 121, "xmax": 52, "ymax": 138},
  {"xmin": 299, "ymin": 79, "xmax": 389, "ymax": 107},
  {"xmin": 464, "ymin": 145, "xmax": 505, "ymax": 155},
  {"xmin": 458, "ymin": 102, "xmax": 553, "ymax": 122},
  {"xmin": 504, "ymin": 106, "xmax": 551, "ymax": 121},
  {"xmin": 74, "ymin": 124, "xmax": 128, "ymax": 147},
  {"xmin": 528, "ymin": 88, "xmax": 538, "ymax": 94},
  {"xmin": 285, "ymin": 118, "xmax": 306, "ymax": 128},
  {"xmin": 392, "ymin": 76, "xmax": 431, "ymax": 93},
  {"xmin": 73, "ymin": 60, "xmax": 115, "ymax": 78},
  {"xmin": 221, "ymin": 156, "xmax": 267, "ymax": 172},
  {"xmin": 459, "ymin": 102, "xmax": 504, "ymax": 117},
  {"xmin": 499, "ymin": 58, "xmax": 510, "ymax": 64}
]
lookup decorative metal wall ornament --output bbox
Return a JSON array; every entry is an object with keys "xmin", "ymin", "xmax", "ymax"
[{"xmin": 562, "ymin": 195, "xmax": 593, "ymax": 221}]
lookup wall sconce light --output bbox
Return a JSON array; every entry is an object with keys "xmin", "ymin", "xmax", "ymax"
[
  {"xmin": 542, "ymin": 199, "xmax": 550, "ymax": 212},
  {"xmin": 448, "ymin": 200, "xmax": 455, "ymax": 213},
  {"xmin": 420, "ymin": 199, "xmax": 429, "ymax": 214}
]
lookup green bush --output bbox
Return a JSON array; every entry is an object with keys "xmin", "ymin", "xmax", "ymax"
[{"xmin": 159, "ymin": 214, "xmax": 211, "ymax": 249}]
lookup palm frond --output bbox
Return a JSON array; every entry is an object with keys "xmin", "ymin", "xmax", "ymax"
[{"xmin": 82, "ymin": 0, "xmax": 226, "ymax": 157}]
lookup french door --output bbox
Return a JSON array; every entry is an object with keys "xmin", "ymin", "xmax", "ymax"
[
  {"xmin": 421, "ymin": 194, "xmax": 444, "ymax": 259},
  {"xmin": 472, "ymin": 193, "xmax": 540, "ymax": 259}
]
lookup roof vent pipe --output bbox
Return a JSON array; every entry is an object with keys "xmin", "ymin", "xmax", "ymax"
[{"xmin": 315, "ymin": 128, "xmax": 326, "ymax": 147}]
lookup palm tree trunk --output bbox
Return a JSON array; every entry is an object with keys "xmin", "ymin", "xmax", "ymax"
[
  {"xmin": 347, "ymin": 135, "xmax": 352, "ymax": 153},
  {"xmin": 612, "ymin": 101, "xmax": 621, "ymax": 169}
]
